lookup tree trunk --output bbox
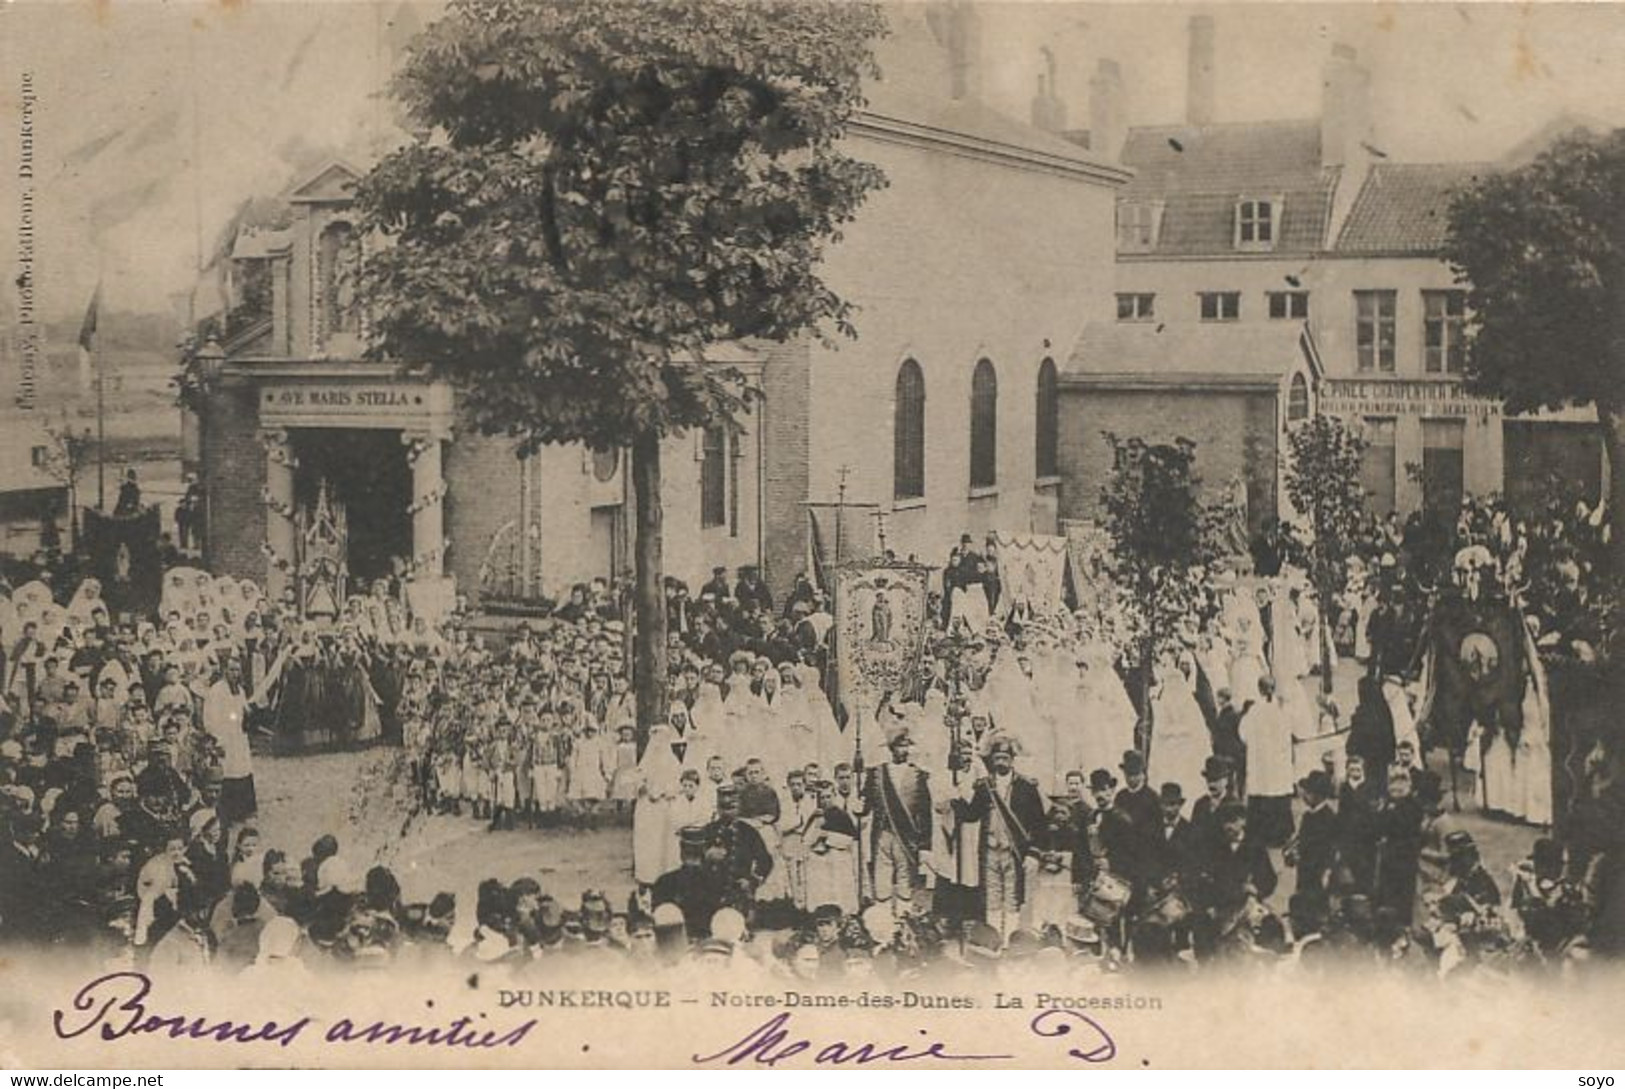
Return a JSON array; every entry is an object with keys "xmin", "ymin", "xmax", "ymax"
[
  {"xmin": 1317, "ymin": 572, "xmax": 1336, "ymax": 697},
  {"xmin": 631, "ymin": 429, "xmax": 669, "ymax": 754},
  {"xmin": 1602, "ymin": 401, "xmax": 1625, "ymax": 578}
]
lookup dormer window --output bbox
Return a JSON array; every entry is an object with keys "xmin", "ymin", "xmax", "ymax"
[
  {"xmin": 1116, "ymin": 201, "xmax": 1163, "ymax": 254},
  {"xmin": 1235, "ymin": 196, "xmax": 1281, "ymax": 251}
]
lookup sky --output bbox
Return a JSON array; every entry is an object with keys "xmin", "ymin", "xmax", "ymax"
[{"xmin": 4, "ymin": 1, "xmax": 1625, "ymax": 325}]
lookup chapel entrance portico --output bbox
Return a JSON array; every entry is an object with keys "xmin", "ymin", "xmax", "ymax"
[{"xmin": 253, "ymin": 367, "xmax": 456, "ymax": 621}]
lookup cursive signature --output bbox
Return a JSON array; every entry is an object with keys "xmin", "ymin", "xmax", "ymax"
[
  {"xmin": 693, "ymin": 1009, "xmax": 1118, "ymax": 1067},
  {"xmin": 53, "ymin": 971, "xmax": 535, "ymax": 1052},
  {"xmin": 1028, "ymin": 1009, "xmax": 1118, "ymax": 1063}
]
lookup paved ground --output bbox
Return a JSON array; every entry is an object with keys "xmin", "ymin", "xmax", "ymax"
[{"xmin": 249, "ymin": 659, "xmax": 1541, "ymax": 924}]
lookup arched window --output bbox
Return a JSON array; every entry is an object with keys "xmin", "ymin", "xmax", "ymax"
[
  {"xmin": 894, "ymin": 359, "xmax": 926, "ymax": 501},
  {"xmin": 1035, "ymin": 357, "xmax": 1059, "ymax": 479},
  {"xmin": 970, "ymin": 358, "xmax": 998, "ymax": 489},
  {"xmin": 1287, "ymin": 371, "xmax": 1310, "ymax": 423},
  {"xmin": 318, "ymin": 221, "xmax": 361, "ymax": 340}
]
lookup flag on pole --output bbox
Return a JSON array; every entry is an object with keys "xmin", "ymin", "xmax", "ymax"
[{"xmin": 76, "ymin": 283, "xmax": 102, "ymax": 394}]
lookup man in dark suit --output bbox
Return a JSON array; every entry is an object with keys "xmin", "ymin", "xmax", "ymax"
[
  {"xmin": 952, "ymin": 735, "xmax": 1047, "ymax": 937},
  {"xmin": 1189, "ymin": 756, "xmax": 1235, "ymax": 852},
  {"xmin": 1287, "ymin": 770, "xmax": 1339, "ymax": 907},
  {"xmin": 861, "ymin": 726, "xmax": 933, "ymax": 916},
  {"xmin": 1211, "ymin": 687, "xmax": 1249, "ymax": 793},
  {"xmin": 0, "ymin": 812, "xmax": 45, "ymax": 944},
  {"xmin": 734, "ymin": 565, "xmax": 774, "ymax": 618},
  {"xmin": 1199, "ymin": 802, "xmax": 1278, "ymax": 927},
  {"xmin": 651, "ymin": 825, "xmax": 725, "ymax": 939},
  {"xmin": 1147, "ymin": 782, "xmax": 1203, "ymax": 891},
  {"xmin": 1112, "ymin": 750, "xmax": 1160, "ymax": 893}
]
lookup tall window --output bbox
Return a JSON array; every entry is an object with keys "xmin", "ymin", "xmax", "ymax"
[
  {"xmin": 317, "ymin": 221, "xmax": 361, "ymax": 340},
  {"xmin": 1267, "ymin": 291, "xmax": 1309, "ymax": 320},
  {"xmin": 1235, "ymin": 198, "xmax": 1277, "ymax": 249},
  {"xmin": 1199, "ymin": 292, "xmax": 1240, "ymax": 322},
  {"xmin": 700, "ymin": 425, "xmax": 727, "ymax": 528},
  {"xmin": 1355, "ymin": 290, "xmax": 1397, "ymax": 372},
  {"xmin": 1035, "ymin": 358, "xmax": 1059, "ymax": 479},
  {"xmin": 893, "ymin": 360, "xmax": 926, "ymax": 501},
  {"xmin": 1116, "ymin": 293, "xmax": 1156, "ymax": 321},
  {"xmin": 1287, "ymin": 372, "xmax": 1310, "ymax": 423},
  {"xmin": 1423, "ymin": 290, "xmax": 1467, "ymax": 374},
  {"xmin": 969, "ymin": 358, "xmax": 998, "ymax": 490}
]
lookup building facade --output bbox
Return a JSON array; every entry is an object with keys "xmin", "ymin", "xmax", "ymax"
[
  {"xmin": 1061, "ymin": 18, "xmax": 1607, "ymax": 526},
  {"xmin": 195, "ymin": 4, "xmax": 1129, "ymax": 610}
]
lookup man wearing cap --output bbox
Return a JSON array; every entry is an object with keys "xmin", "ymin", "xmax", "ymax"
[
  {"xmin": 952, "ymin": 735, "xmax": 1046, "ymax": 937},
  {"xmin": 1440, "ymin": 830, "xmax": 1501, "ymax": 921},
  {"xmin": 651, "ymin": 825, "xmax": 722, "ymax": 938},
  {"xmin": 702, "ymin": 566, "xmax": 732, "ymax": 605},
  {"xmin": 735, "ymin": 565, "xmax": 773, "ymax": 618},
  {"xmin": 702, "ymin": 783, "xmax": 774, "ymax": 917},
  {"xmin": 861, "ymin": 724, "xmax": 933, "ymax": 916}
]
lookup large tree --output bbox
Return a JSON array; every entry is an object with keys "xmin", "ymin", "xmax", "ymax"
[
  {"xmin": 357, "ymin": 0, "xmax": 887, "ymax": 742},
  {"xmin": 1283, "ymin": 413, "xmax": 1369, "ymax": 694},
  {"xmin": 1100, "ymin": 436, "xmax": 1228, "ymax": 752},
  {"xmin": 1445, "ymin": 129, "xmax": 1625, "ymax": 571}
]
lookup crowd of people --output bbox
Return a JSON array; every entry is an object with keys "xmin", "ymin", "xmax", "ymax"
[{"xmin": 0, "ymin": 492, "xmax": 1620, "ymax": 981}]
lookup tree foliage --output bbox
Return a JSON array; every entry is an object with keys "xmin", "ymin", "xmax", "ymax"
[
  {"xmin": 1445, "ymin": 129, "xmax": 1625, "ymax": 569},
  {"xmin": 1444, "ymin": 131, "xmax": 1625, "ymax": 417},
  {"xmin": 1284, "ymin": 414, "xmax": 1369, "ymax": 690},
  {"xmin": 1100, "ymin": 436, "xmax": 1228, "ymax": 730},
  {"xmin": 355, "ymin": 0, "xmax": 890, "ymax": 452}
]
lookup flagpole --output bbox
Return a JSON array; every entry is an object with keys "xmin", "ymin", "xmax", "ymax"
[{"xmin": 95, "ymin": 344, "xmax": 106, "ymax": 511}]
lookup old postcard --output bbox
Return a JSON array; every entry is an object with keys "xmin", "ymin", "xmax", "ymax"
[{"xmin": 1, "ymin": 0, "xmax": 1623, "ymax": 1070}]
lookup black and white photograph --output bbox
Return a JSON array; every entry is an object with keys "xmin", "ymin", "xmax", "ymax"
[{"xmin": 0, "ymin": 0, "xmax": 1622, "ymax": 1070}]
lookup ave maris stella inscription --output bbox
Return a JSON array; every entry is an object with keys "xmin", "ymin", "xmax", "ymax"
[
  {"xmin": 265, "ymin": 385, "xmax": 426, "ymax": 411},
  {"xmin": 258, "ymin": 381, "xmax": 454, "ymax": 430}
]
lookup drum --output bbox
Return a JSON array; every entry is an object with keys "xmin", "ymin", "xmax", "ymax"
[
  {"xmin": 1083, "ymin": 872, "xmax": 1132, "ymax": 925},
  {"xmin": 1147, "ymin": 889, "xmax": 1190, "ymax": 927}
]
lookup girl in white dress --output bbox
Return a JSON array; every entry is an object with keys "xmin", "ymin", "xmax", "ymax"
[
  {"xmin": 633, "ymin": 723, "xmax": 683, "ymax": 884},
  {"xmin": 1149, "ymin": 657, "xmax": 1210, "ymax": 797}
]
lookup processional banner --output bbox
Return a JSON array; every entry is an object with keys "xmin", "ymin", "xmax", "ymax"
[
  {"xmin": 990, "ymin": 531, "xmax": 1067, "ymax": 616},
  {"xmin": 832, "ymin": 561, "xmax": 932, "ymax": 701}
]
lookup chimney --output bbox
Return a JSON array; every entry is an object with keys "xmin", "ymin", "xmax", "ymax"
[
  {"xmin": 934, "ymin": 0, "xmax": 984, "ymax": 101},
  {"xmin": 1187, "ymin": 15, "xmax": 1216, "ymax": 126},
  {"xmin": 1320, "ymin": 43, "xmax": 1372, "ymax": 167},
  {"xmin": 1030, "ymin": 46, "xmax": 1067, "ymax": 133},
  {"xmin": 1088, "ymin": 58, "xmax": 1125, "ymax": 160}
]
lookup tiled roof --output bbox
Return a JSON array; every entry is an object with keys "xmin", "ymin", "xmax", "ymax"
[
  {"xmin": 1119, "ymin": 120, "xmax": 1327, "ymax": 194},
  {"xmin": 1081, "ymin": 120, "xmax": 1341, "ymax": 256},
  {"xmin": 1063, "ymin": 321, "xmax": 1321, "ymax": 387},
  {"xmin": 1332, "ymin": 161, "xmax": 1494, "ymax": 255}
]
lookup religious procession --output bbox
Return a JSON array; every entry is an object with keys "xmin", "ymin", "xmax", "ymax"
[{"xmin": 1, "ymin": 474, "xmax": 1619, "ymax": 984}]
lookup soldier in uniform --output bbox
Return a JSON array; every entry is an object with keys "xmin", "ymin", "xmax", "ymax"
[
  {"xmin": 951, "ymin": 735, "xmax": 1047, "ymax": 938},
  {"xmin": 651, "ymin": 825, "xmax": 725, "ymax": 939},
  {"xmin": 860, "ymin": 724, "xmax": 933, "ymax": 917},
  {"xmin": 702, "ymin": 783, "xmax": 774, "ymax": 918}
]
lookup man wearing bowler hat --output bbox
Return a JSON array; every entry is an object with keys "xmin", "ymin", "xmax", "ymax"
[{"xmin": 1112, "ymin": 749, "xmax": 1159, "ymax": 893}]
